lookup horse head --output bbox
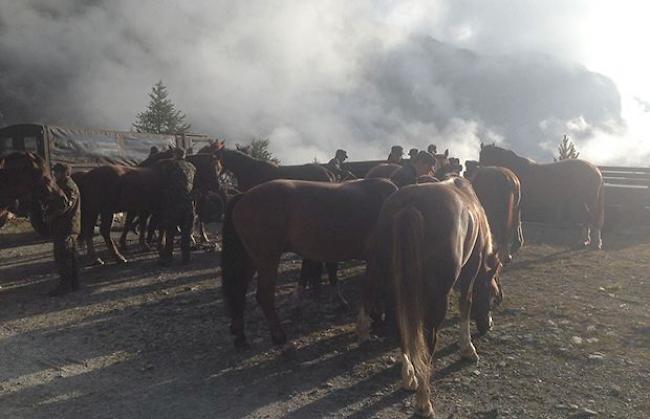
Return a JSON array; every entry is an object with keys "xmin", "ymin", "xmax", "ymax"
[
  {"xmin": 471, "ymin": 252, "xmax": 503, "ymax": 335},
  {"xmin": 479, "ymin": 143, "xmax": 523, "ymax": 168},
  {"xmin": 0, "ymin": 152, "xmax": 52, "ymax": 205}
]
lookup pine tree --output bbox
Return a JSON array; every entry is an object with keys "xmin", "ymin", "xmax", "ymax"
[
  {"xmin": 133, "ymin": 81, "xmax": 191, "ymax": 134},
  {"xmin": 555, "ymin": 135, "xmax": 580, "ymax": 161}
]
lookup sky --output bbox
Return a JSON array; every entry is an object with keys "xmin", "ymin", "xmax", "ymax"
[{"xmin": 0, "ymin": 1, "xmax": 649, "ymax": 165}]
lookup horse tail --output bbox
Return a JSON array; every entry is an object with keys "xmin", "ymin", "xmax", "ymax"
[
  {"xmin": 507, "ymin": 173, "xmax": 524, "ymax": 255},
  {"xmin": 392, "ymin": 206, "xmax": 431, "ymax": 390},
  {"xmin": 221, "ymin": 193, "xmax": 249, "ymax": 318}
]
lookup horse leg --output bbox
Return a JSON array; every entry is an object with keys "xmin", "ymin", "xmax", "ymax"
[
  {"xmin": 159, "ymin": 222, "xmax": 176, "ymax": 266},
  {"xmin": 326, "ymin": 262, "xmax": 349, "ymax": 309},
  {"xmin": 101, "ymin": 211, "xmax": 127, "ymax": 263},
  {"xmin": 138, "ymin": 212, "xmax": 150, "ymax": 252},
  {"xmin": 82, "ymin": 210, "xmax": 103, "ymax": 265},
  {"xmin": 180, "ymin": 214, "xmax": 193, "ymax": 265},
  {"xmin": 146, "ymin": 214, "xmax": 157, "ymax": 245},
  {"xmin": 118, "ymin": 213, "xmax": 129, "ymax": 250},
  {"xmin": 256, "ymin": 262, "xmax": 287, "ymax": 345},
  {"xmin": 458, "ymin": 293, "xmax": 479, "ymax": 363}
]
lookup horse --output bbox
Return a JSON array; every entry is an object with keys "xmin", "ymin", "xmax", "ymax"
[
  {"xmin": 0, "ymin": 152, "xmax": 51, "ymax": 207},
  {"xmin": 213, "ymin": 146, "xmax": 346, "ymax": 302},
  {"xmin": 216, "ymin": 148, "xmax": 335, "ymax": 191},
  {"xmin": 470, "ymin": 166, "xmax": 523, "ymax": 263},
  {"xmin": 479, "ymin": 144, "xmax": 604, "ymax": 249},
  {"xmin": 365, "ymin": 163, "xmax": 401, "ymax": 179},
  {"xmin": 118, "ymin": 147, "xmax": 180, "ymax": 250},
  {"xmin": 77, "ymin": 147, "xmax": 223, "ymax": 264},
  {"xmin": 356, "ymin": 177, "xmax": 502, "ymax": 417},
  {"xmin": 222, "ymin": 178, "xmax": 398, "ymax": 347},
  {"xmin": 0, "ymin": 153, "xmax": 67, "ymax": 233}
]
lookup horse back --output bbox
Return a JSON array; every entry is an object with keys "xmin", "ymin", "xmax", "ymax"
[{"xmin": 278, "ymin": 164, "xmax": 333, "ymax": 182}]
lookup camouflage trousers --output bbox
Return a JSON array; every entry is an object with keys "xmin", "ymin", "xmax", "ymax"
[
  {"xmin": 53, "ymin": 235, "xmax": 80, "ymax": 288},
  {"xmin": 159, "ymin": 202, "xmax": 195, "ymax": 265}
]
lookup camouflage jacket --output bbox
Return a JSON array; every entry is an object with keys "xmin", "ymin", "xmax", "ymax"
[
  {"xmin": 44, "ymin": 177, "xmax": 81, "ymax": 238},
  {"xmin": 154, "ymin": 159, "xmax": 197, "ymax": 209},
  {"xmin": 389, "ymin": 164, "xmax": 417, "ymax": 188}
]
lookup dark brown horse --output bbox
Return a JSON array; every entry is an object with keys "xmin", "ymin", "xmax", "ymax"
[
  {"xmin": 0, "ymin": 153, "xmax": 66, "ymax": 232},
  {"xmin": 222, "ymin": 178, "xmax": 398, "ymax": 347},
  {"xmin": 118, "ymin": 147, "xmax": 181, "ymax": 250},
  {"xmin": 78, "ymin": 148, "xmax": 223, "ymax": 263},
  {"xmin": 357, "ymin": 177, "xmax": 502, "ymax": 417},
  {"xmin": 366, "ymin": 163, "xmax": 401, "ymax": 179},
  {"xmin": 470, "ymin": 166, "xmax": 523, "ymax": 263},
  {"xmin": 218, "ymin": 148, "xmax": 335, "ymax": 191},
  {"xmin": 479, "ymin": 144, "xmax": 604, "ymax": 248},
  {"xmin": 0, "ymin": 152, "xmax": 51, "ymax": 207}
]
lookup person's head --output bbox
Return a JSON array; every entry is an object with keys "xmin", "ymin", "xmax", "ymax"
[
  {"xmin": 52, "ymin": 163, "xmax": 71, "ymax": 181},
  {"xmin": 335, "ymin": 149, "xmax": 348, "ymax": 161},
  {"xmin": 427, "ymin": 144, "xmax": 437, "ymax": 154},
  {"xmin": 408, "ymin": 148, "xmax": 418, "ymax": 159},
  {"xmin": 150, "ymin": 146, "xmax": 159, "ymax": 155},
  {"xmin": 390, "ymin": 145, "xmax": 403, "ymax": 156},
  {"xmin": 412, "ymin": 151, "xmax": 437, "ymax": 177}
]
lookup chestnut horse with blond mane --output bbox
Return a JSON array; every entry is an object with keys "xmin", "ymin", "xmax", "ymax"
[
  {"xmin": 479, "ymin": 144, "xmax": 604, "ymax": 249},
  {"xmin": 357, "ymin": 177, "xmax": 502, "ymax": 417}
]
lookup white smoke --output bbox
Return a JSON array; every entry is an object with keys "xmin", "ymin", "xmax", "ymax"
[{"xmin": 0, "ymin": 1, "xmax": 643, "ymax": 165}]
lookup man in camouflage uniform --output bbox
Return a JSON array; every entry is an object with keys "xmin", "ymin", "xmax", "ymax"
[
  {"xmin": 387, "ymin": 145, "xmax": 404, "ymax": 164},
  {"xmin": 427, "ymin": 144, "xmax": 437, "ymax": 154},
  {"xmin": 45, "ymin": 163, "xmax": 81, "ymax": 296},
  {"xmin": 155, "ymin": 149, "xmax": 197, "ymax": 265},
  {"xmin": 408, "ymin": 148, "xmax": 419, "ymax": 162},
  {"xmin": 326, "ymin": 149, "xmax": 354, "ymax": 182},
  {"xmin": 389, "ymin": 150, "xmax": 437, "ymax": 188}
]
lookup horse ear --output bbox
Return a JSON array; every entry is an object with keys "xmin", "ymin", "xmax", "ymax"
[
  {"xmin": 444, "ymin": 149, "xmax": 449, "ymax": 158},
  {"xmin": 480, "ymin": 142, "xmax": 484, "ymax": 149}
]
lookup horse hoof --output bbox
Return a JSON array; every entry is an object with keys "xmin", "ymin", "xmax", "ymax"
[
  {"xmin": 89, "ymin": 258, "xmax": 105, "ymax": 267},
  {"xmin": 415, "ymin": 401, "xmax": 435, "ymax": 418},
  {"xmin": 234, "ymin": 336, "xmax": 250, "ymax": 350},
  {"xmin": 460, "ymin": 347, "xmax": 479, "ymax": 364}
]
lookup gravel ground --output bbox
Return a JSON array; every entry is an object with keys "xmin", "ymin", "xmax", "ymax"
[{"xmin": 0, "ymin": 219, "xmax": 649, "ymax": 418}]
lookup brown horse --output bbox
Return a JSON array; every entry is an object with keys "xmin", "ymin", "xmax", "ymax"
[
  {"xmin": 470, "ymin": 166, "xmax": 523, "ymax": 263},
  {"xmin": 222, "ymin": 178, "xmax": 398, "ymax": 347},
  {"xmin": 479, "ymin": 144, "xmax": 604, "ymax": 249},
  {"xmin": 357, "ymin": 177, "xmax": 502, "ymax": 417},
  {"xmin": 215, "ymin": 147, "xmax": 345, "ymax": 301},
  {"xmin": 78, "ymin": 148, "xmax": 223, "ymax": 264}
]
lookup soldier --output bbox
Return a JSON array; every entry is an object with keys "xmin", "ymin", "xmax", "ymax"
[
  {"xmin": 448, "ymin": 157, "xmax": 463, "ymax": 175},
  {"xmin": 464, "ymin": 160, "xmax": 480, "ymax": 179},
  {"xmin": 149, "ymin": 146, "xmax": 159, "ymax": 157},
  {"xmin": 427, "ymin": 144, "xmax": 437, "ymax": 154},
  {"xmin": 387, "ymin": 145, "xmax": 404, "ymax": 164},
  {"xmin": 155, "ymin": 150, "xmax": 197, "ymax": 265},
  {"xmin": 45, "ymin": 163, "xmax": 81, "ymax": 296},
  {"xmin": 389, "ymin": 151, "xmax": 437, "ymax": 188},
  {"xmin": 408, "ymin": 148, "xmax": 419, "ymax": 161},
  {"xmin": 326, "ymin": 149, "xmax": 354, "ymax": 182}
]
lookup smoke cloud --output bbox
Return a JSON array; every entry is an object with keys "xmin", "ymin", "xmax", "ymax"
[{"xmin": 0, "ymin": 1, "xmax": 637, "ymax": 164}]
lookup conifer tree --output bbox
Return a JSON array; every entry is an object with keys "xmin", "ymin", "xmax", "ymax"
[
  {"xmin": 133, "ymin": 81, "xmax": 191, "ymax": 134},
  {"xmin": 555, "ymin": 135, "xmax": 580, "ymax": 161}
]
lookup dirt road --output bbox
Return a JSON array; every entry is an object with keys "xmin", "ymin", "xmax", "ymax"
[{"xmin": 1, "ymin": 220, "xmax": 648, "ymax": 418}]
